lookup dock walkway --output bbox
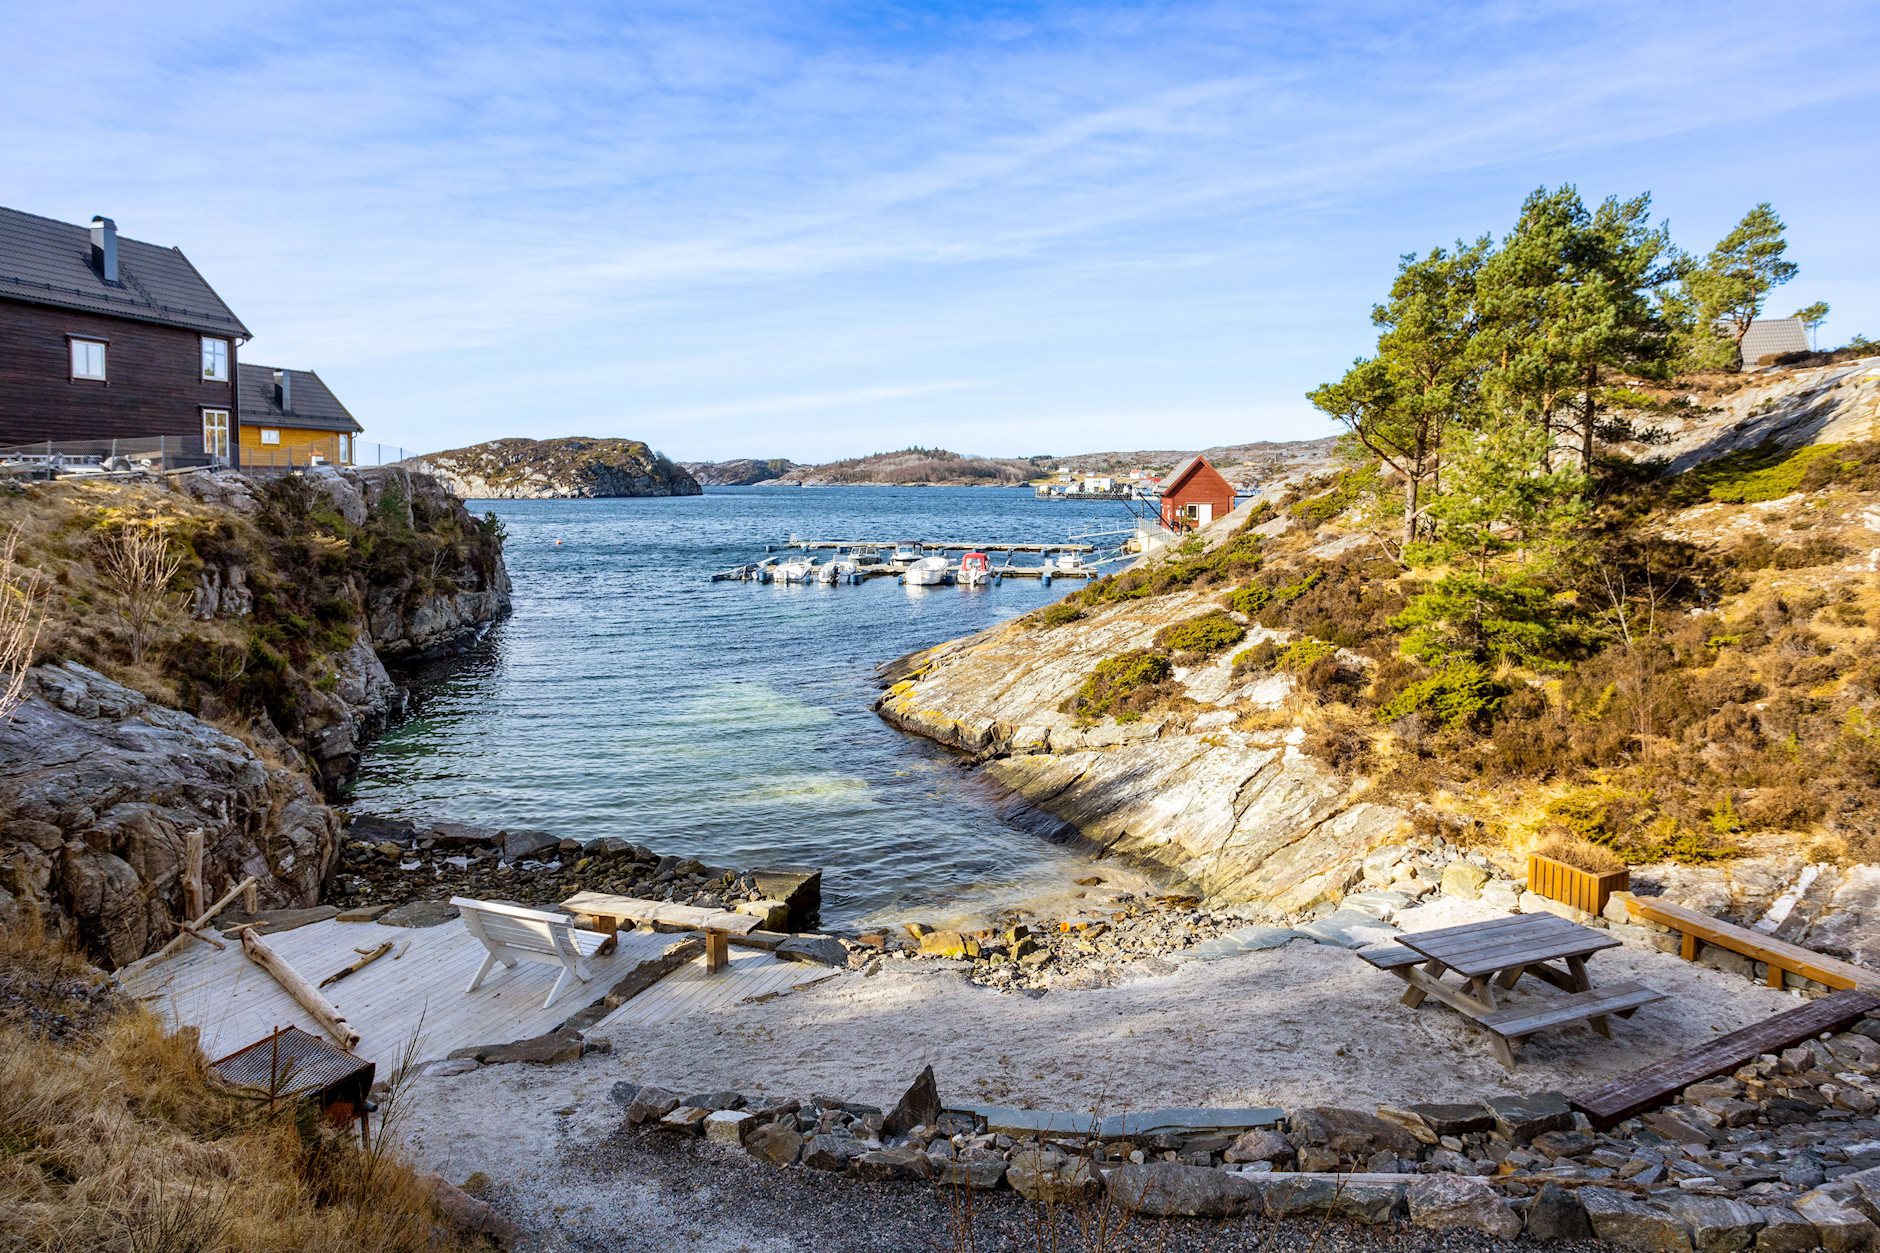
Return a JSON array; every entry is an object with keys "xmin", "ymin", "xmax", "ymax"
[{"xmin": 117, "ymin": 914, "xmax": 831, "ymax": 1064}]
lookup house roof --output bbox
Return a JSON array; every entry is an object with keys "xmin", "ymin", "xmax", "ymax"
[
  {"xmin": 1158, "ymin": 454, "xmax": 1233, "ymax": 497},
  {"xmin": 238, "ymin": 364, "xmax": 362, "ymax": 434},
  {"xmin": 0, "ymin": 205, "xmax": 250, "ymax": 337},
  {"xmin": 1740, "ymin": 317, "xmax": 1810, "ymax": 368}
]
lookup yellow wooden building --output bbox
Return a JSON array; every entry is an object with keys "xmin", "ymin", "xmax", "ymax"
[{"xmin": 237, "ymin": 364, "xmax": 362, "ymax": 467}]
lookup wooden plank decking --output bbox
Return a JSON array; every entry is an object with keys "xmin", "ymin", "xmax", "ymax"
[
  {"xmin": 118, "ymin": 917, "xmax": 679, "ymax": 1064},
  {"xmin": 591, "ymin": 945, "xmax": 836, "ymax": 1031},
  {"xmin": 1627, "ymin": 897, "xmax": 1880, "ymax": 991},
  {"xmin": 1570, "ymin": 988, "xmax": 1880, "ymax": 1128}
]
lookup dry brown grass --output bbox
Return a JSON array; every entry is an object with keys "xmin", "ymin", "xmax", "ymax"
[
  {"xmin": 0, "ymin": 927, "xmax": 480, "ymax": 1253},
  {"xmin": 0, "ymin": 521, "xmax": 45, "ymax": 721},
  {"xmin": 1530, "ymin": 832, "xmax": 1628, "ymax": 875}
]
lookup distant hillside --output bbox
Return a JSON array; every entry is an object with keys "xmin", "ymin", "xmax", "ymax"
[
  {"xmin": 1052, "ymin": 437, "xmax": 1343, "ymax": 483},
  {"xmin": 776, "ymin": 447, "xmax": 1038, "ymax": 486},
  {"xmin": 682, "ymin": 457, "xmax": 802, "ymax": 486},
  {"xmin": 404, "ymin": 437, "xmax": 701, "ymax": 499}
]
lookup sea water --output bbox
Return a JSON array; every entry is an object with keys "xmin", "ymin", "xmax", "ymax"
[{"xmin": 351, "ymin": 485, "xmax": 1143, "ymax": 924}]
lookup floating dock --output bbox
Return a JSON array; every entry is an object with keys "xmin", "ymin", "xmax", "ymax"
[{"xmin": 711, "ymin": 536, "xmax": 1116, "ymax": 584}]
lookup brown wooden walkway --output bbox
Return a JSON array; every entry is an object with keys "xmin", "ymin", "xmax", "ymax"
[{"xmin": 1570, "ymin": 988, "xmax": 1880, "ymax": 1127}]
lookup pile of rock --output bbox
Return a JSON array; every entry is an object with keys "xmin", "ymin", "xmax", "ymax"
[
  {"xmin": 595, "ymin": 1017, "xmax": 1880, "ymax": 1248},
  {"xmin": 882, "ymin": 836, "xmax": 1532, "ymax": 992},
  {"xmin": 328, "ymin": 815, "xmax": 820, "ymax": 931}
]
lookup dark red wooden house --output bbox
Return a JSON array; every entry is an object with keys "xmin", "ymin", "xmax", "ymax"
[
  {"xmin": 0, "ymin": 206, "xmax": 251, "ymax": 465},
  {"xmin": 1158, "ymin": 454, "xmax": 1237, "ymax": 531}
]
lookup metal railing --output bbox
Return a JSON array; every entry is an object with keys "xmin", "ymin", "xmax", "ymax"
[
  {"xmin": 1, "ymin": 435, "xmax": 418, "ymax": 477},
  {"xmin": 240, "ymin": 439, "xmax": 417, "ymax": 475},
  {"xmin": 0, "ymin": 435, "xmax": 219, "ymax": 474}
]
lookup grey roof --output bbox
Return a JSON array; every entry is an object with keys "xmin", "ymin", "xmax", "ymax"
[
  {"xmin": 1156, "ymin": 456, "xmax": 1201, "ymax": 496},
  {"xmin": 238, "ymin": 363, "xmax": 362, "ymax": 433},
  {"xmin": 0, "ymin": 205, "xmax": 250, "ymax": 337},
  {"xmin": 1740, "ymin": 317, "xmax": 1810, "ymax": 368}
]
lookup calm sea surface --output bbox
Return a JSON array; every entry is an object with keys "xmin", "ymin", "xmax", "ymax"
[{"xmin": 351, "ymin": 486, "xmax": 1141, "ymax": 925}]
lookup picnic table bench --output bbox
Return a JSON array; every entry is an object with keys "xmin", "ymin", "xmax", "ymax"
[
  {"xmin": 560, "ymin": 890, "xmax": 760, "ymax": 974},
  {"xmin": 1360, "ymin": 912, "xmax": 1664, "ymax": 1068},
  {"xmin": 1626, "ymin": 897, "xmax": 1880, "ymax": 991}
]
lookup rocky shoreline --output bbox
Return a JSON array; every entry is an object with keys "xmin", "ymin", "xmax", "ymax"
[
  {"xmin": 330, "ymin": 813, "xmax": 825, "ymax": 932},
  {"xmin": 588, "ymin": 1030, "xmax": 1880, "ymax": 1250}
]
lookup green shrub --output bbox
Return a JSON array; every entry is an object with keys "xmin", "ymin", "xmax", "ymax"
[
  {"xmin": 1231, "ymin": 641, "xmax": 1279, "ymax": 673},
  {"xmin": 1377, "ymin": 661, "xmax": 1501, "ymax": 727},
  {"xmin": 1067, "ymin": 649, "xmax": 1172, "ymax": 720},
  {"xmin": 1289, "ymin": 461, "xmax": 1383, "ymax": 525},
  {"xmin": 1275, "ymin": 638, "xmax": 1336, "ymax": 671},
  {"xmin": 1153, "ymin": 611, "xmax": 1246, "ymax": 659},
  {"xmin": 1033, "ymin": 600, "xmax": 1085, "ymax": 629}
]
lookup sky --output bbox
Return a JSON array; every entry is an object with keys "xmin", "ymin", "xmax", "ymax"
[{"xmin": 4, "ymin": 2, "xmax": 1877, "ymax": 463}]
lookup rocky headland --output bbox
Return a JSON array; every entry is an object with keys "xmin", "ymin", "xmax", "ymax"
[
  {"xmin": 878, "ymin": 357, "xmax": 1880, "ymax": 961},
  {"xmin": 773, "ymin": 447, "xmax": 1040, "ymax": 486},
  {"xmin": 404, "ymin": 436, "xmax": 702, "ymax": 499},
  {"xmin": 0, "ymin": 466, "xmax": 510, "ymax": 965}
]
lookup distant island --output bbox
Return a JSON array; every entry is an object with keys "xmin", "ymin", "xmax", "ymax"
[
  {"xmin": 771, "ymin": 447, "xmax": 1039, "ymax": 486},
  {"xmin": 402, "ymin": 437, "xmax": 701, "ymax": 499},
  {"xmin": 682, "ymin": 457, "xmax": 803, "ymax": 486},
  {"xmin": 677, "ymin": 439, "xmax": 1341, "ymax": 489}
]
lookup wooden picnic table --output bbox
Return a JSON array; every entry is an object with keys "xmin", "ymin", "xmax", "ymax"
[{"xmin": 1360, "ymin": 913, "xmax": 1665, "ymax": 1068}]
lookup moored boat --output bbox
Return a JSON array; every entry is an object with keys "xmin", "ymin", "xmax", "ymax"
[
  {"xmin": 904, "ymin": 555, "xmax": 952, "ymax": 586},
  {"xmin": 958, "ymin": 551, "xmax": 992, "ymax": 586}
]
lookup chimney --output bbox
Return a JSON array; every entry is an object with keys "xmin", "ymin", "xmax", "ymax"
[
  {"xmin": 273, "ymin": 369, "xmax": 292, "ymax": 412},
  {"xmin": 90, "ymin": 216, "xmax": 118, "ymax": 284}
]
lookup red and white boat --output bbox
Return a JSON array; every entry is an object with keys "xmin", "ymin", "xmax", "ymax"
[{"xmin": 958, "ymin": 551, "xmax": 992, "ymax": 586}]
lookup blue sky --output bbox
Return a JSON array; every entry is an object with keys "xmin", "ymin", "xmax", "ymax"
[{"xmin": 5, "ymin": 1, "xmax": 1877, "ymax": 462}]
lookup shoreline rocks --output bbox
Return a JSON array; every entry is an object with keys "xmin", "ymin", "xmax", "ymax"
[{"xmin": 330, "ymin": 814, "xmax": 822, "ymax": 930}]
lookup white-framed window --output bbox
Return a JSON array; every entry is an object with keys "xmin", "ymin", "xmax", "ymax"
[
  {"xmin": 201, "ymin": 337, "xmax": 229, "ymax": 381},
  {"xmin": 70, "ymin": 338, "xmax": 107, "ymax": 380},
  {"xmin": 338, "ymin": 434, "xmax": 352, "ymax": 463},
  {"xmin": 202, "ymin": 409, "xmax": 230, "ymax": 461},
  {"xmin": 259, "ymin": 428, "xmax": 281, "ymax": 445}
]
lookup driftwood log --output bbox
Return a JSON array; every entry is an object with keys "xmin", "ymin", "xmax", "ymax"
[
  {"xmin": 236, "ymin": 926, "xmax": 363, "ymax": 1052},
  {"xmin": 319, "ymin": 941, "xmax": 393, "ymax": 988},
  {"xmin": 151, "ymin": 875, "xmax": 259, "ymax": 965}
]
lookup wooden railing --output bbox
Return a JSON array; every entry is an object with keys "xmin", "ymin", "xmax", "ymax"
[{"xmin": 1527, "ymin": 853, "xmax": 1629, "ymax": 917}]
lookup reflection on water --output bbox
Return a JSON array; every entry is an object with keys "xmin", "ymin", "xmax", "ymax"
[{"xmin": 353, "ymin": 486, "xmax": 1142, "ymax": 924}]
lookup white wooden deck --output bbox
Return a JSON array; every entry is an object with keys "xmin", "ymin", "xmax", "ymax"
[
  {"xmin": 117, "ymin": 917, "xmax": 679, "ymax": 1064},
  {"xmin": 591, "ymin": 944, "xmax": 837, "ymax": 1031}
]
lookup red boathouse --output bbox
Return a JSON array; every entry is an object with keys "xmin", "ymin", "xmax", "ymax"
[{"xmin": 1158, "ymin": 454, "xmax": 1237, "ymax": 531}]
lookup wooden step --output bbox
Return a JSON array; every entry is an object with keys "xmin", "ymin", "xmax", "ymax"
[
  {"xmin": 1476, "ymin": 982, "xmax": 1664, "ymax": 1038},
  {"xmin": 1356, "ymin": 945, "xmax": 1425, "ymax": 970},
  {"xmin": 1571, "ymin": 988, "xmax": 1880, "ymax": 1128},
  {"xmin": 1627, "ymin": 898, "xmax": 1880, "ymax": 991}
]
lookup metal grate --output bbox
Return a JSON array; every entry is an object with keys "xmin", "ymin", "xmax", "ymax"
[{"xmin": 211, "ymin": 1026, "xmax": 372, "ymax": 1100}]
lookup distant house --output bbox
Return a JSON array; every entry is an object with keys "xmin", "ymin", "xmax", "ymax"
[
  {"xmin": 1737, "ymin": 317, "xmax": 1811, "ymax": 369},
  {"xmin": 1082, "ymin": 476, "xmax": 1114, "ymax": 494},
  {"xmin": 1158, "ymin": 455, "xmax": 1236, "ymax": 531},
  {"xmin": 0, "ymin": 206, "xmax": 251, "ymax": 464},
  {"xmin": 238, "ymin": 365, "xmax": 362, "ymax": 466}
]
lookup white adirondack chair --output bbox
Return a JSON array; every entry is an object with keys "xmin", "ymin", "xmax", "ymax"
[{"xmin": 451, "ymin": 897, "xmax": 612, "ymax": 1009}]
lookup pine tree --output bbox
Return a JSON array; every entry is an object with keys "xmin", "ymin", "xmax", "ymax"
[
  {"xmin": 1686, "ymin": 204, "xmax": 1798, "ymax": 369},
  {"xmin": 1306, "ymin": 239, "xmax": 1490, "ymax": 559},
  {"xmin": 1394, "ymin": 415, "xmax": 1588, "ymax": 670},
  {"xmin": 1475, "ymin": 186, "xmax": 1676, "ymax": 475}
]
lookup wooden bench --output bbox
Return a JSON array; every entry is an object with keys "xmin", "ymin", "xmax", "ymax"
[
  {"xmin": 1627, "ymin": 897, "xmax": 1880, "ymax": 991},
  {"xmin": 1571, "ymin": 988, "xmax": 1880, "ymax": 1127},
  {"xmin": 451, "ymin": 897, "xmax": 615, "ymax": 1009},
  {"xmin": 1356, "ymin": 945, "xmax": 1424, "ymax": 971},
  {"xmin": 1476, "ymin": 982, "xmax": 1664, "ymax": 1060},
  {"xmin": 561, "ymin": 891, "xmax": 760, "ymax": 974}
]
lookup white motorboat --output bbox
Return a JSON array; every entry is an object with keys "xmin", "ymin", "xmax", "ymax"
[
  {"xmin": 1053, "ymin": 550, "xmax": 1083, "ymax": 571},
  {"xmin": 957, "ymin": 551, "xmax": 992, "ymax": 586},
  {"xmin": 776, "ymin": 555, "xmax": 817, "ymax": 582},
  {"xmin": 903, "ymin": 555, "xmax": 952, "ymax": 586},
  {"xmin": 818, "ymin": 558, "xmax": 858, "ymax": 584},
  {"xmin": 888, "ymin": 542, "xmax": 925, "ymax": 569}
]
